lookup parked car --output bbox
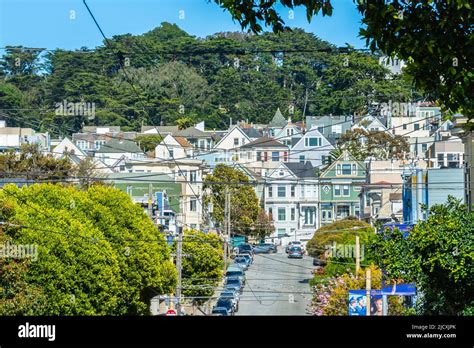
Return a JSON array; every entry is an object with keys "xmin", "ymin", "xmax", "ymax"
[
  {"xmin": 253, "ymin": 245, "xmax": 272, "ymax": 254},
  {"xmin": 238, "ymin": 243, "xmax": 254, "ymax": 255},
  {"xmin": 224, "ymin": 277, "xmax": 243, "ymax": 293},
  {"xmin": 237, "ymin": 253, "xmax": 253, "ymax": 265},
  {"xmin": 214, "ymin": 298, "xmax": 235, "ymax": 315},
  {"xmin": 259, "ymin": 243, "xmax": 277, "ymax": 253},
  {"xmin": 211, "ymin": 306, "xmax": 231, "ymax": 316},
  {"xmin": 285, "ymin": 241, "xmax": 302, "ymax": 253},
  {"xmin": 226, "ymin": 265, "xmax": 245, "ymax": 284},
  {"xmin": 288, "ymin": 246, "xmax": 304, "ymax": 259},
  {"xmin": 313, "ymin": 258, "xmax": 326, "ymax": 266},
  {"xmin": 220, "ymin": 290, "xmax": 239, "ymax": 312},
  {"xmin": 233, "ymin": 256, "xmax": 250, "ymax": 270}
]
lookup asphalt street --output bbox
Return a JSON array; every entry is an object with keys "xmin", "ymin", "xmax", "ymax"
[{"xmin": 236, "ymin": 248, "xmax": 314, "ymax": 315}]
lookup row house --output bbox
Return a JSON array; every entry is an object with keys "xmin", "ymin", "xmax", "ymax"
[
  {"xmin": 360, "ymin": 159, "xmax": 405, "ymax": 225},
  {"xmin": 0, "ymin": 120, "xmax": 49, "ymax": 152},
  {"xmin": 155, "ymin": 134, "xmax": 194, "ymax": 161},
  {"xmin": 73, "ymin": 126, "xmax": 137, "ymax": 154},
  {"xmin": 239, "ymin": 136, "xmax": 289, "ymax": 177},
  {"xmin": 288, "ymin": 125, "xmax": 334, "ymax": 168},
  {"xmin": 319, "ymin": 151, "xmax": 366, "ymax": 225},
  {"xmin": 428, "ymin": 136, "xmax": 464, "ymax": 169},
  {"xmin": 265, "ymin": 162, "xmax": 319, "ymax": 242},
  {"xmin": 124, "ymin": 158, "xmax": 205, "ymax": 230},
  {"xmin": 95, "ymin": 138, "xmax": 146, "ymax": 168}
]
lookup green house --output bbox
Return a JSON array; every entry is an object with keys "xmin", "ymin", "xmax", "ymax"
[
  {"xmin": 108, "ymin": 172, "xmax": 182, "ymax": 213},
  {"xmin": 319, "ymin": 151, "xmax": 367, "ymax": 225}
]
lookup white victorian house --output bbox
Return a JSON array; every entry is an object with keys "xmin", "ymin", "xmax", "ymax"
[
  {"xmin": 288, "ymin": 125, "xmax": 334, "ymax": 168},
  {"xmin": 264, "ymin": 162, "xmax": 319, "ymax": 245}
]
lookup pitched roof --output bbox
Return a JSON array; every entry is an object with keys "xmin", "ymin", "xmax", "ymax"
[
  {"xmin": 141, "ymin": 125, "xmax": 179, "ymax": 134},
  {"xmin": 285, "ymin": 162, "xmax": 317, "ymax": 178},
  {"xmin": 242, "ymin": 127, "xmax": 263, "ymax": 138},
  {"xmin": 174, "ymin": 136, "xmax": 192, "ymax": 148},
  {"xmin": 240, "ymin": 136, "xmax": 287, "ymax": 148},
  {"xmin": 174, "ymin": 127, "xmax": 211, "ymax": 138},
  {"xmin": 269, "ymin": 108, "xmax": 287, "ymax": 127},
  {"xmin": 95, "ymin": 138, "xmax": 143, "ymax": 154}
]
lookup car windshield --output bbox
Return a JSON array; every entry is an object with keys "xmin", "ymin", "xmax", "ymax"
[
  {"xmin": 290, "ymin": 247, "xmax": 301, "ymax": 252},
  {"xmin": 217, "ymin": 299, "xmax": 232, "ymax": 306},
  {"xmin": 226, "ymin": 278, "xmax": 240, "ymax": 284},
  {"xmin": 226, "ymin": 271, "xmax": 242, "ymax": 277},
  {"xmin": 235, "ymin": 258, "xmax": 245, "ymax": 262}
]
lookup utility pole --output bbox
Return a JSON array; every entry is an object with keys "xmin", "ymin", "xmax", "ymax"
[
  {"xmin": 355, "ymin": 235, "xmax": 360, "ymax": 274},
  {"xmin": 224, "ymin": 187, "xmax": 231, "ymax": 268},
  {"xmin": 175, "ymin": 222, "xmax": 183, "ymax": 316},
  {"xmin": 366, "ymin": 268, "xmax": 371, "ymax": 316}
]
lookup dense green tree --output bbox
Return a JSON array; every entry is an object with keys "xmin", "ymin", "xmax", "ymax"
[
  {"xmin": 173, "ymin": 230, "xmax": 223, "ymax": 302},
  {"xmin": 338, "ymin": 128, "xmax": 410, "ymax": 161},
  {"xmin": 371, "ymin": 197, "xmax": 474, "ymax": 315},
  {"xmin": 134, "ymin": 134, "xmax": 163, "ymax": 152},
  {"xmin": 0, "ymin": 184, "xmax": 177, "ymax": 315},
  {"xmin": 204, "ymin": 165, "xmax": 272, "ymax": 238},
  {"xmin": 0, "ymin": 143, "xmax": 74, "ymax": 181},
  {"xmin": 214, "ymin": 0, "xmax": 472, "ymax": 118}
]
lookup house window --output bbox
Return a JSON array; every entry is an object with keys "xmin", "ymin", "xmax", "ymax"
[
  {"xmin": 334, "ymin": 185, "xmax": 341, "ymax": 196},
  {"xmin": 403, "ymin": 124, "xmax": 407, "ymax": 130},
  {"xmin": 437, "ymin": 153, "xmax": 444, "ymax": 164},
  {"xmin": 234, "ymin": 138, "xmax": 239, "ymax": 146},
  {"xmin": 247, "ymin": 151, "xmax": 252, "ymax": 160},
  {"xmin": 322, "ymin": 209, "xmax": 332, "ymax": 221},
  {"xmin": 272, "ymin": 152, "xmax": 279, "ymax": 162},
  {"xmin": 290, "ymin": 185, "xmax": 295, "ymax": 197},
  {"xmin": 257, "ymin": 152, "xmax": 262, "ymax": 161},
  {"xmin": 299, "ymin": 155, "xmax": 305, "ymax": 163},
  {"xmin": 303, "ymin": 207, "xmax": 315, "ymax": 225},
  {"xmin": 342, "ymin": 164, "xmax": 351, "ymax": 175},
  {"xmin": 283, "ymin": 151, "xmax": 288, "ymax": 162},
  {"xmin": 305, "ymin": 137, "xmax": 321, "ymax": 147},
  {"xmin": 422, "ymin": 144, "xmax": 427, "ymax": 152},
  {"xmin": 268, "ymin": 186, "xmax": 273, "ymax": 198},
  {"xmin": 190, "ymin": 198, "xmax": 197, "ymax": 212},
  {"xmin": 447, "ymin": 153, "xmax": 460, "ymax": 168},
  {"xmin": 189, "ymin": 170, "xmax": 197, "ymax": 183},
  {"xmin": 322, "ymin": 155, "xmax": 329, "ymax": 165},
  {"xmin": 352, "ymin": 164, "xmax": 357, "ymax": 175},
  {"xmin": 414, "ymin": 123, "xmax": 420, "ymax": 131},
  {"xmin": 336, "ymin": 205, "xmax": 350, "ymax": 219},
  {"xmin": 278, "ymin": 185, "xmax": 286, "ymax": 198},
  {"xmin": 277, "ymin": 228, "xmax": 286, "ymax": 237},
  {"xmin": 264, "ymin": 152, "xmax": 268, "ymax": 162},
  {"xmin": 336, "ymin": 164, "xmax": 342, "ymax": 175},
  {"xmin": 169, "ymin": 149, "xmax": 174, "ymax": 158},
  {"xmin": 342, "ymin": 185, "xmax": 350, "ymax": 196},
  {"xmin": 290, "ymin": 208, "xmax": 295, "ymax": 221},
  {"xmin": 300, "ymin": 184, "xmax": 305, "ymax": 198},
  {"xmin": 278, "ymin": 208, "xmax": 286, "ymax": 221},
  {"xmin": 355, "ymin": 204, "xmax": 360, "ymax": 217}
]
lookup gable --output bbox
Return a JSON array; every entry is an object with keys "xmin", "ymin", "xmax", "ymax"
[
  {"xmin": 53, "ymin": 137, "xmax": 85, "ymax": 157},
  {"xmin": 320, "ymin": 151, "xmax": 366, "ymax": 179},
  {"xmin": 213, "ymin": 126, "xmax": 251, "ymax": 149},
  {"xmin": 268, "ymin": 163, "xmax": 296, "ymax": 180},
  {"xmin": 292, "ymin": 128, "xmax": 332, "ymax": 149}
]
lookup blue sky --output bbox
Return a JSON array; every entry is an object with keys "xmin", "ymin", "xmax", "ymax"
[{"xmin": 0, "ymin": 0, "xmax": 365, "ymax": 50}]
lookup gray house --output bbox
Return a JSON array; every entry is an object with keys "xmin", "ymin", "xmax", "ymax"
[
  {"xmin": 305, "ymin": 115, "xmax": 354, "ymax": 145},
  {"xmin": 289, "ymin": 125, "xmax": 334, "ymax": 168}
]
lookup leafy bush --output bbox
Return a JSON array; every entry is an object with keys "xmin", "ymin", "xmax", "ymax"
[{"xmin": 0, "ymin": 183, "xmax": 177, "ymax": 315}]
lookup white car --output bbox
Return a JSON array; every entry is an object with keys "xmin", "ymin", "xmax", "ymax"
[{"xmin": 285, "ymin": 241, "xmax": 303, "ymax": 253}]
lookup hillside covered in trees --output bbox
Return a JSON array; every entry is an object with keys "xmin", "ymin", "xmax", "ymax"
[{"xmin": 0, "ymin": 22, "xmax": 418, "ymax": 136}]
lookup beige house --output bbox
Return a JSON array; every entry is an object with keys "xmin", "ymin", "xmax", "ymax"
[{"xmin": 360, "ymin": 160, "xmax": 406, "ymax": 224}]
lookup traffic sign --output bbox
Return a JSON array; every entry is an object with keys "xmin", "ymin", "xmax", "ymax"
[{"xmin": 166, "ymin": 309, "xmax": 177, "ymax": 316}]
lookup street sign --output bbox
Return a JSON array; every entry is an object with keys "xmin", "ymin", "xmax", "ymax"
[{"xmin": 166, "ymin": 309, "xmax": 177, "ymax": 316}]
